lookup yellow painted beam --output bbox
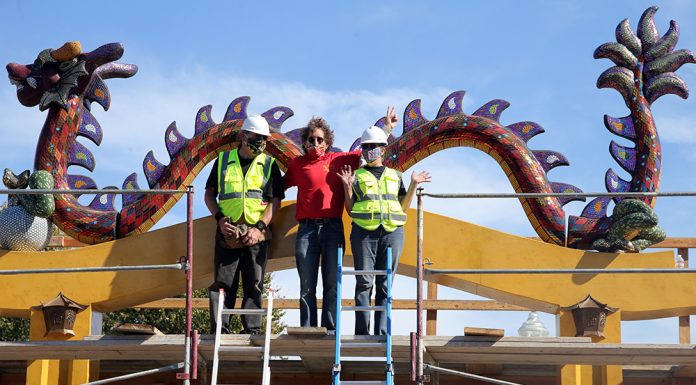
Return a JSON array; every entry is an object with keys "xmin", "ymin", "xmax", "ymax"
[{"xmin": 0, "ymin": 202, "xmax": 686, "ymax": 321}]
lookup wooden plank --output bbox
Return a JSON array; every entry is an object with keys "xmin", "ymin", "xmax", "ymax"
[
  {"xmin": 679, "ymin": 248, "xmax": 691, "ymax": 345},
  {"xmin": 5, "ymin": 335, "xmax": 696, "ymax": 367},
  {"xmin": 286, "ymin": 327, "xmax": 328, "ymax": 336},
  {"xmin": 464, "ymin": 327, "xmax": 504, "ymax": 337},
  {"xmin": 134, "ymin": 298, "xmax": 529, "ymax": 311},
  {"xmin": 426, "ymin": 282, "xmax": 438, "ymax": 336}
]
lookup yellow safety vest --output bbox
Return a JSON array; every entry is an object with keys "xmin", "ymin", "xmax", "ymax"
[
  {"xmin": 350, "ymin": 168, "xmax": 407, "ymax": 232},
  {"xmin": 217, "ymin": 149, "xmax": 274, "ymax": 224}
]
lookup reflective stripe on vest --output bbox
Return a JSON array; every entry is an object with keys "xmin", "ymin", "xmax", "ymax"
[
  {"xmin": 217, "ymin": 149, "xmax": 274, "ymax": 223},
  {"xmin": 350, "ymin": 167, "xmax": 407, "ymax": 232}
]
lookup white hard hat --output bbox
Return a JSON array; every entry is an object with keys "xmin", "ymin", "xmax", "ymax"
[
  {"xmin": 241, "ymin": 115, "xmax": 271, "ymax": 136},
  {"xmin": 360, "ymin": 125, "xmax": 388, "ymax": 145}
]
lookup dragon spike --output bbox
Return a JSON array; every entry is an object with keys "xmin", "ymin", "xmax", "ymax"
[
  {"xmin": 403, "ymin": 99, "xmax": 429, "ymax": 133},
  {"xmin": 645, "ymin": 72, "xmax": 689, "ymax": 104},
  {"xmin": 604, "ymin": 115, "xmax": 637, "ymax": 140},
  {"xmin": 616, "ymin": 18, "xmax": 642, "ymax": 56},
  {"xmin": 638, "ymin": 6, "xmax": 660, "ymax": 51},
  {"xmin": 472, "ymin": 99, "xmax": 510, "ymax": 123},
  {"xmin": 194, "ymin": 105, "xmax": 215, "ymax": 136},
  {"xmin": 94, "ymin": 62, "xmax": 138, "ymax": 80},
  {"xmin": 77, "ymin": 108, "xmax": 103, "ymax": 145},
  {"xmin": 594, "ymin": 43, "xmax": 639, "ymax": 69},
  {"xmin": 164, "ymin": 121, "xmax": 189, "ymax": 159},
  {"xmin": 645, "ymin": 20, "xmax": 679, "ymax": 62},
  {"xmin": 436, "ymin": 91, "xmax": 465, "ymax": 119},
  {"xmin": 224, "ymin": 96, "xmax": 250, "ymax": 121},
  {"xmin": 605, "ymin": 168, "xmax": 631, "ymax": 204},
  {"xmin": 550, "ymin": 182, "xmax": 585, "ymax": 206},
  {"xmin": 579, "ymin": 197, "xmax": 612, "ymax": 219},
  {"xmin": 609, "ymin": 140, "xmax": 637, "ymax": 174},
  {"xmin": 121, "ymin": 173, "xmax": 143, "ymax": 207},
  {"xmin": 84, "ymin": 75, "xmax": 111, "ymax": 111},
  {"xmin": 645, "ymin": 50, "xmax": 696, "ymax": 78},
  {"xmin": 597, "ymin": 66, "xmax": 635, "ymax": 103},
  {"xmin": 66, "ymin": 174, "xmax": 97, "ymax": 192},
  {"xmin": 67, "ymin": 141, "xmax": 96, "ymax": 172},
  {"xmin": 261, "ymin": 107, "xmax": 294, "ymax": 132},
  {"xmin": 532, "ymin": 150, "xmax": 570, "ymax": 173},
  {"xmin": 506, "ymin": 121, "xmax": 545, "ymax": 143},
  {"xmin": 284, "ymin": 127, "xmax": 305, "ymax": 149},
  {"xmin": 373, "ymin": 116, "xmax": 387, "ymax": 129},
  {"xmin": 143, "ymin": 151, "xmax": 166, "ymax": 188},
  {"xmin": 88, "ymin": 186, "xmax": 117, "ymax": 211},
  {"xmin": 349, "ymin": 137, "xmax": 361, "ymax": 152}
]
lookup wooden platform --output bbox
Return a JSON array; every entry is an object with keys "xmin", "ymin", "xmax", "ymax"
[{"xmin": 2, "ymin": 334, "xmax": 696, "ymax": 367}]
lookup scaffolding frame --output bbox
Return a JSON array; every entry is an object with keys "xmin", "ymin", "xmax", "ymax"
[
  {"xmin": 412, "ymin": 188, "xmax": 696, "ymax": 385},
  {"xmin": 0, "ymin": 187, "xmax": 197, "ymax": 385}
]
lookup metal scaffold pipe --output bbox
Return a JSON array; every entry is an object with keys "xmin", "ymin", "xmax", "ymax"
[
  {"xmin": 420, "ymin": 191, "xmax": 696, "ymax": 199},
  {"xmin": 426, "ymin": 268, "xmax": 696, "ymax": 275},
  {"xmin": 0, "ymin": 263, "xmax": 186, "ymax": 275}
]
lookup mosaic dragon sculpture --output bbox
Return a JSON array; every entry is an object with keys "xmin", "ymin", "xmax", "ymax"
[{"xmin": 3, "ymin": 7, "xmax": 694, "ymax": 251}]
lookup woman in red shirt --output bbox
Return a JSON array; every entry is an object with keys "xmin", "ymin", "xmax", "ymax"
[{"xmin": 284, "ymin": 109, "xmax": 397, "ymax": 332}]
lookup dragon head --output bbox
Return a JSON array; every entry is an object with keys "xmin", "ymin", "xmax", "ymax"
[{"xmin": 6, "ymin": 41, "xmax": 137, "ymax": 111}]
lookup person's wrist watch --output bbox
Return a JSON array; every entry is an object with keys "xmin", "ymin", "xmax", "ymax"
[
  {"xmin": 254, "ymin": 221, "xmax": 267, "ymax": 231},
  {"xmin": 214, "ymin": 212, "xmax": 224, "ymax": 222}
]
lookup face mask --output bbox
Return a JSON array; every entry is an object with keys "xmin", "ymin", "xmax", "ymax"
[
  {"xmin": 365, "ymin": 147, "xmax": 382, "ymax": 163},
  {"xmin": 306, "ymin": 146, "xmax": 326, "ymax": 159},
  {"xmin": 247, "ymin": 140, "xmax": 266, "ymax": 155}
]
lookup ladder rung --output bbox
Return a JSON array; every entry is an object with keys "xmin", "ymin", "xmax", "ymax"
[
  {"xmin": 339, "ymin": 381, "xmax": 387, "ymax": 385},
  {"xmin": 342, "ymin": 306, "xmax": 386, "ymax": 312},
  {"xmin": 342, "ymin": 270, "xmax": 388, "ymax": 276},
  {"xmin": 219, "ymin": 346, "xmax": 265, "ymax": 352},
  {"xmin": 341, "ymin": 342, "xmax": 386, "ymax": 349},
  {"xmin": 221, "ymin": 309, "xmax": 268, "ymax": 315}
]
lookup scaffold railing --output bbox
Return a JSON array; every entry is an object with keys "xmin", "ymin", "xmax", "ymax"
[
  {"xmin": 412, "ymin": 188, "xmax": 696, "ymax": 385},
  {"xmin": 0, "ymin": 187, "xmax": 197, "ymax": 385}
]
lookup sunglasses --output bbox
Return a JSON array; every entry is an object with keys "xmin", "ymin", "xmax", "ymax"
[
  {"xmin": 361, "ymin": 143, "xmax": 382, "ymax": 150},
  {"xmin": 245, "ymin": 133, "xmax": 268, "ymax": 142},
  {"xmin": 307, "ymin": 136, "xmax": 325, "ymax": 145}
]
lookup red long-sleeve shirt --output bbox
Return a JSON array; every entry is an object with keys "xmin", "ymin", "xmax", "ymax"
[{"xmin": 284, "ymin": 149, "xmax": 361, "ymax": 220}]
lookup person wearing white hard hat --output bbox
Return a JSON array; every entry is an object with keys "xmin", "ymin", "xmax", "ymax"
[
  {"xmin": 338, "ymin": 120, "xmax": 431, "ymax": 335},
  {"xmin": 204, "ymin": 114, "xmax": 284, "ymax": 334},
  {"xmin": 284, "ymin": 108, "xmax": 397, "ymax": 333}
]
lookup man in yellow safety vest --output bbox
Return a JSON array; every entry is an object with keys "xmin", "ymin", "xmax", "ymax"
[
  {"xmin": 338, "ymin": 124, "xmax": 431, "ymax": 335},
  {"xmin": 204, "ymin": 114, "xmax": 284, "ymax": 334}
]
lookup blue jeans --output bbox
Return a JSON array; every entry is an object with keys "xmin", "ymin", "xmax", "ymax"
[
  {"xmin": 350, "ymin": 224, "xmax": 404, "ymax": 335},
  {"xmin": 295, "ymin": 219, "xmax": 344, "ymax": 331}
]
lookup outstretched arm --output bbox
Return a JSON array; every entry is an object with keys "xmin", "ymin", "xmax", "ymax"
[
  {"xmin": 337, "ymin": 165, "xmax": 356, "ymax": 214},
  {"xmin": 401, "ymin": 171, "xmax": 432, "ymax": 212}
]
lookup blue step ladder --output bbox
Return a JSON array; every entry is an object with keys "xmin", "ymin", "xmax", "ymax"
[{"xmin": 332, "ymin": 246, "xmax": 394, "ymax": 385}]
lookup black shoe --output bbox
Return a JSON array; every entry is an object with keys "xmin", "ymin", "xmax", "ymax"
[{"xmin": 243, "ymin": 328, "xmax": 262, "ymax": 335}]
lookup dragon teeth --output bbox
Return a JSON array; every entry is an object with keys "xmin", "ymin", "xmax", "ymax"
[{"xmin": 26, "ymin": 77, "xmax": 38, "ymax": 89}]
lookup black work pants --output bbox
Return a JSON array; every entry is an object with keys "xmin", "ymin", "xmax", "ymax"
[{"xmin": 209, "ymin": 236, "xmax": 268, "ymax": 334}]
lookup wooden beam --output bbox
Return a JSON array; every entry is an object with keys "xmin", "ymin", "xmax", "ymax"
[
  {"xmin": 5, "ymin": 335, "xmax": 696, "ymax": 366},
  {"xmin": 679, "ymin": 248, "xmax": 691, "ymax": 345},
  {"xmin": 134, "ymin": 298, "xmax": 530, "ymax": 311},
  {"xmin": 426, "ymin": 282, "xmax": 438, "ymax": 336}
]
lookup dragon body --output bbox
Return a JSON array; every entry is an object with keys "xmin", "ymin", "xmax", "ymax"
[{"xmin": 4, "ymin": 7, "xmax": 694, "ymax": 249}]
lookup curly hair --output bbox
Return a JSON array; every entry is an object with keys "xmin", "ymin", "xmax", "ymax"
[{"xmin": 301, "ymin": 116, "xmax": 334, "ymax": 150}]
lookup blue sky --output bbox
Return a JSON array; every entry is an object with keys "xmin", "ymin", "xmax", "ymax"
[{"xmin": 1, "ymin": 1, "xmax": 696, "ymax": 342}]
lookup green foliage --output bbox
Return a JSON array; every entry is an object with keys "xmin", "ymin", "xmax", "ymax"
[
  {"xmin": 103, "ymin": 274, "xmax": 285, "ymax": 335},
  {"xmin": 0, "ymin": 316, "xmax": 29, "ymax": 341}
]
